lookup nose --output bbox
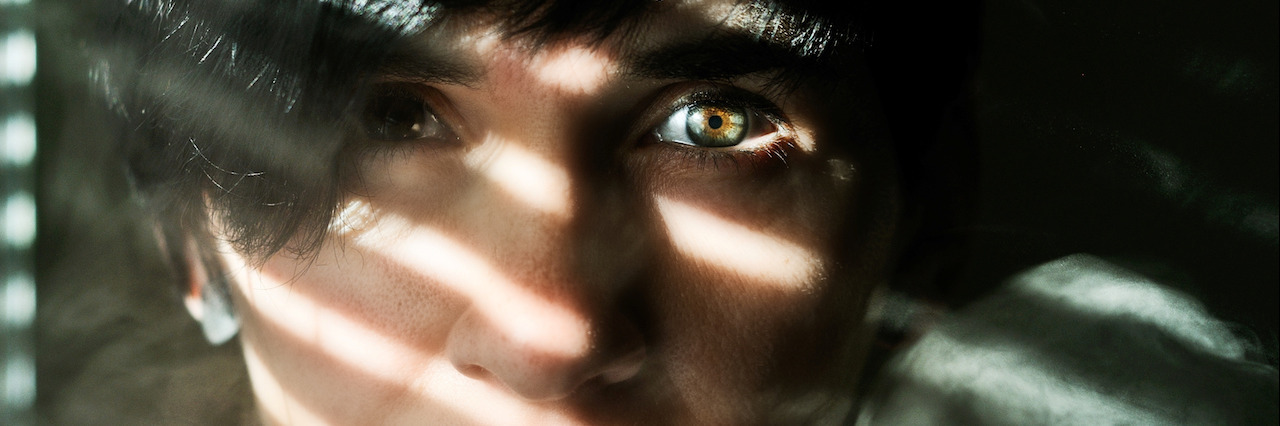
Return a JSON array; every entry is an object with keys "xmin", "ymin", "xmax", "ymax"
[
  {"xmin": 442, "ymin": 143, "xmax": 647, "ymax": 401},
  {"xmin": 440, "ymin": 61, "xmax": 649, "ymax": 399},
  {"xmin": 445, "ymin": 298, "xmax": 646, "ymax": 400}
]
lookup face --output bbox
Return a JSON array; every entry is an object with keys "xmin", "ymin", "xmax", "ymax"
[{"xmin": 212, "ymin": 1, "xmax": 901, "ymax": 424}]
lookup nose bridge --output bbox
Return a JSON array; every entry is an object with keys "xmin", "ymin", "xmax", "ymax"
[
  {"xmin": 446, "ymin": 64, "xmax": 646, "ymax": 400},
  {"xmin": 448, "ymin": 145, "xmax": 646, "ymax": 401},
  {"xmin": 471, "ymin": 101, "xmax": 606, "ymax": 292},
  {"xmin": 472, "ymin": 44, "xmax": 632, "ymax": 291},
  {"xmin": 481, "ymin": 38, "xmax": 618, "ymax": 172}
]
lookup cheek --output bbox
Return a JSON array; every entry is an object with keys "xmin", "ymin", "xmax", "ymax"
[
  {"xmin": 223, "ymin": 226, "xmax": 466, "ymax": 423},
  {"xmin": 645, "ymin": 252, "xmax": 828, "ymax": 418},
  {"xmin": 639, "ymin": 153, "xmax": 868, "ymax": 418},
  {"xmin": 645, "ymin": 151, "xmax": 860, "ymax": 291}
]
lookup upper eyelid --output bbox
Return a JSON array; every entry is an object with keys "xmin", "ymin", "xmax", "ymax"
[
  {"xmin": 356, "ymin": 82, "xmax": 472, "ymax": 141},
  {"xmin": 367, "ymin": 85, "xmax": 430, "ymax": 104},
  {"xmin": 362, "ymin": 84, "xmax": 450, "ymax": 128},
  {"xmin": 359, "ymin": 79, "xmax": 789, "ymax": 143},
  {"xmin": 366, "ymin": 81, "xmax": 435, "ymax": 100},
  {"xmin": 666, "ymin": 87, "xmax": 790, "ymax": 137},
  {"xmin": 655, "ymin": 82, "xmax": 786, "ymax": 117},
  {"xmin": 624, "ymin": 81, "xmax": 791, "ymax": 145},
  {"xmin": 679, "ymin": 90, "xmax": 784, "ymax": 119}
]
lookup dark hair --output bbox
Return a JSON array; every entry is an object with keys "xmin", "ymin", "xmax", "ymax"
[{"xmin": 94, "ymin": 0, "xmax": 980, "ymax": 283}]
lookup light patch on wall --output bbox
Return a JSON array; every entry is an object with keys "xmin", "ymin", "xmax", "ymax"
[
  {"xmin": 1, "ymin": 113, "xmax": 36, "ymax": 166},
  {"xmin": 2, "ymin": 192, "xmax": 36, "ymax": 249},
  {"xmin": 0, "ymin": 31, "xmax": 35, "ymax": 85},
  {"xmin": 2, "ymin": 356, "xmax": 33, "ymax": 409},
  {"xmin": 2, "ymin": 273, "xmax": 34, "ymax": 328}
]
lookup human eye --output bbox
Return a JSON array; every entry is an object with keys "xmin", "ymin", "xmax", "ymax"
[
  {"xmin": 644, "ymin": 85, "xmax": 795, "ymax": 168},
  {"xmin": 653, "ymin": 102, "xmax": 774, "ymax": 148},
  {"xmin": 358, "ymin": 84, "xmax": 458, "ymax": 143}
]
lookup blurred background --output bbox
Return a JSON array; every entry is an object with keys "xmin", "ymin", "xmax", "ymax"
[{"xmin": 8, "ymin": 0, "xmax": 1277, "ymax": 424}]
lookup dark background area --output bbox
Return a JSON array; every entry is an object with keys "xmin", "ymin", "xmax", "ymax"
[
  {"xmin": 31, "ymin": 0, "xmax": 1276, "ymax": 423},
  {"xmin": 955, "ymin": 0, "xmax": 1278, "ymax": 361}
]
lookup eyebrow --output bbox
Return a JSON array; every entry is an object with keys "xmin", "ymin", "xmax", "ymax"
[
  {"xmin": 623, "ymin": 32, "xmax": 823, "ymax": 81},
  {"xmin": 377, "ymin": 48, "xmax": 481, "ymax": 86},
  {"xmin": 374, "ymin": 29, "xmax": 830, "ymax": 86}
]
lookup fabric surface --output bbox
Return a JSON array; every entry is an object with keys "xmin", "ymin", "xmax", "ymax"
[{"xmin": 861, "ymin": 255, "xmax": 1278, "ymax": 425}]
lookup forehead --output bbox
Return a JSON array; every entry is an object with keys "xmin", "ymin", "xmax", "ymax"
[{"xmin": 420, "ymin": 0, "xmax": 825, "ymax": 40}]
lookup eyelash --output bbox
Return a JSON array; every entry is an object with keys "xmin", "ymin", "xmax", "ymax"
[
  {"xmin": 351, "ymin": 84, "xmax": 459, "ymax": 161},
  {"xmin": 351, "ymin": 82, "xmax": 798, "ymax": 171},
  {"xmin": 643, "ymin": 86, "xmax": 797, "ymax": 172},
  {"xmin": 657, "ymin": 135, "xmax": 797, "ymax": 172}
]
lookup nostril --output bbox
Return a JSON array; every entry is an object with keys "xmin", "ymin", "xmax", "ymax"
[
  {"xmin": 458, "ymin": 363, "xmax": 486, "ymax": 379},
  {"xmin": 596, "ymin": 346, "xmax": 645, "ymax": 385},
  {"xmin": 446, "ymin": 307, "xmax": 648, "ymax": 401}
]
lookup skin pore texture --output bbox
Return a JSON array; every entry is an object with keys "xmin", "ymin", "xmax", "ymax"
[{"xmin": 209, "ymin": 1, "xmax": 902, "ymax": 424}]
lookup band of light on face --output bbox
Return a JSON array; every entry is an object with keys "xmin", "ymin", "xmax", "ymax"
[
  {"xmin": 362, "ymin": 217, "xmax": 593, "ymax": 361},
  {"xmin": 222, "ymin": 239, "xmax": 434, "ymax": 424},
  {"xmin": 231, "ymin": 217, "xmax": 599, "ymax": 424},
  {"xmin": 232, "ymin": 271, "xmax": 581, "ymax": 425},
  {"xmin": 655, "ymin": 195, "xmax": 818, "ymax": 289},
  {"xmin": 533, "ymin": 45, "xmax": 615, "ymax": 95},
  {"xmin": 469, "ymin": 141, "xmax": 574, "ymax": 219}
]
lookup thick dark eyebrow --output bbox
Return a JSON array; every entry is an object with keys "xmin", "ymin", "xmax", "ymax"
[
  {"xmin": 374, "ymin": 29, "xmax": 831, "ymax": 86},
  {"xmin": 624, "ymin": 32, "xmax": 822, "ymax": 81},
  {"xmin": 376, "ymin": 46, "xmax": 481, "ymax": 86}
]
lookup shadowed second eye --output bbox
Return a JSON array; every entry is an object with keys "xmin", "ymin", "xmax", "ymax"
[{"xmin": 361, "ymin": 88, "xmax": 456, "ymax": 142}]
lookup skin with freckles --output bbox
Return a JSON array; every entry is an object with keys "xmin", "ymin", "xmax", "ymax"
[{"xmin": 211, "ymin": 1, "xmax": 902, "ymax": 424}]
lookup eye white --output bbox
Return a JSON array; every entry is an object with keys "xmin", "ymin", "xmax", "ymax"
[{"xmin": 652, "ymin": 106, "xmax": 693, "ymax": 146}]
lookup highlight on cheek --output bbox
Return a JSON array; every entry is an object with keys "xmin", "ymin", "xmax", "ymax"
[
  {"xmin": 654, "ymin": 195, "xmax": 819, "ymax": 288},
  {"xmin": 358, "ymin": 214, "xmax": 592, "ymax": 361},
  {"xmin": 218, "ymin": 246, "xmax": 435, "ymax": 423},
  {"xmin": 225, "ymin": 227, "xmax": 591, "ymax": 424},
  {"xmin": 467, "ymin": 140, "xmax": 574, "ymax": 218},
  {"xmin": 230, "ymin": 259, "xmax": 423, "ymax": 386},
  {"xmin": 240, "ymin": 340, "xmax": 327, "ymax": 425}
]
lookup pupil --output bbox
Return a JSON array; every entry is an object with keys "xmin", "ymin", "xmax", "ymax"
[
  {"xmin": 386, "ymin": 100, "xmax": 420, "ymax": 128},
  {"xmin": 708, "ymin": 115, "xmax": 723, "ymax": 129},
  {"xmin": 364, "ymin": 96, "xmax": 426, "ymax": 140}
]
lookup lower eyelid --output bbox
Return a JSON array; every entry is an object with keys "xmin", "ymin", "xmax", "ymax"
[
  {"xmin": 352, "ymin": 82, "xmax": 469, "ymax": 150},
  {"xmin": 749, "ymin": 109, "xmax": 782, "ymax": 139},
  {"xmin": 647, "ymin": 107, "xmax": 796, "ymax": 155},
  {"xmin": 353, "ymin": 135, "xmax": 461, "ymax": 166},
  {"xmin": 639, "ymin": 134, "xmax": 801, "ymax": 177},
  {"xmin": 634, "ymin": 87, "xmax": 798, "ymax": 175}
]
